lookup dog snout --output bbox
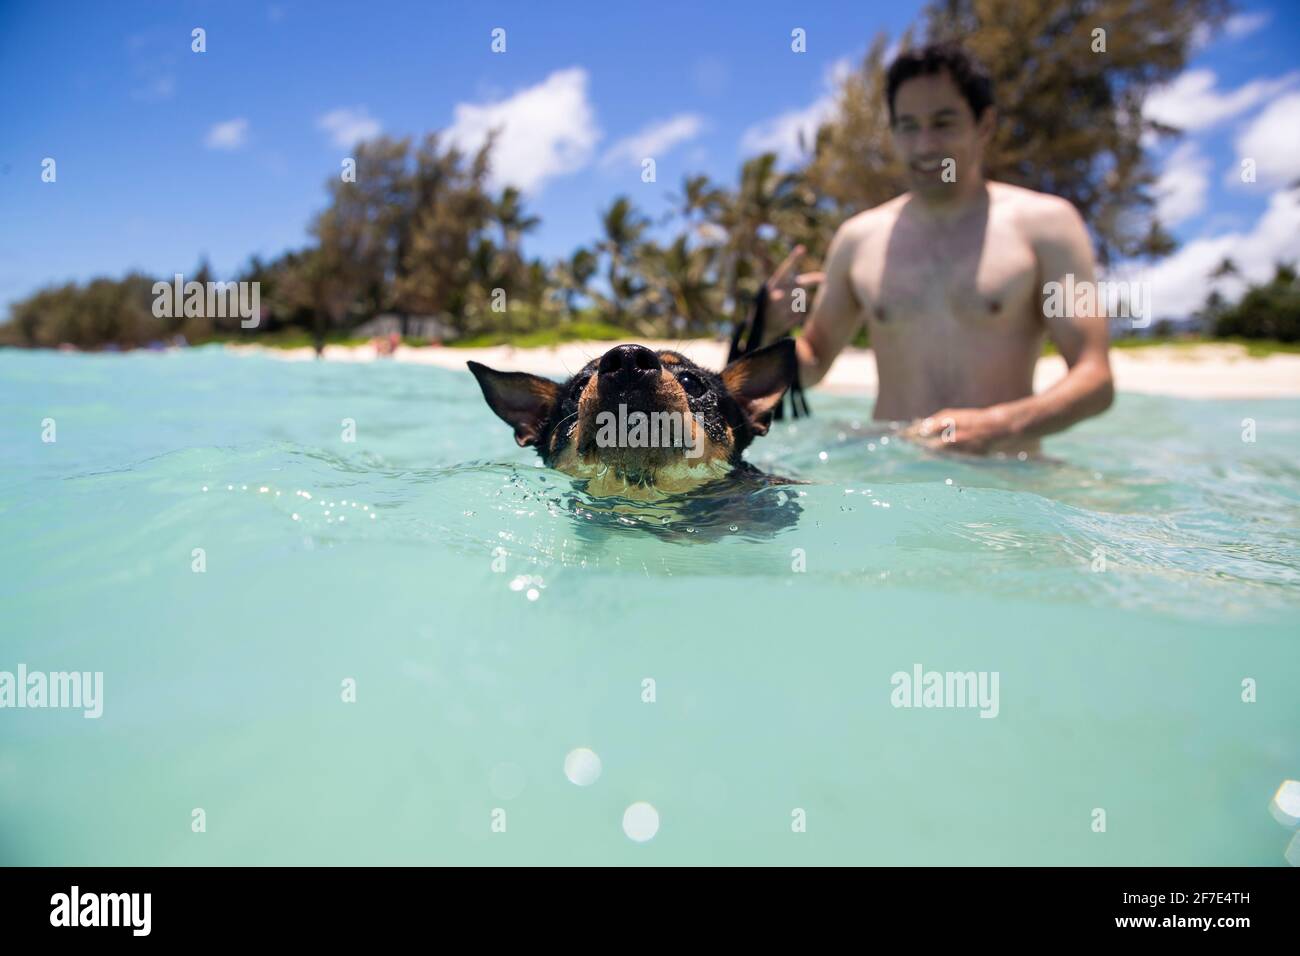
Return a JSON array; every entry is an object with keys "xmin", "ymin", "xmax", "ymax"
[{"xmin": 598, "ymin": 344, "xmax": 661, "ymax": 390}]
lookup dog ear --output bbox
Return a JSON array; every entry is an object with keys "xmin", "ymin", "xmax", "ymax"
[
  {"xmin": 467, "ymin": 362, "xmax": 561, "ymax": 447},
  {"xmin": 720, "ymin": 339, "xmax": 797, "ymax": 436}
]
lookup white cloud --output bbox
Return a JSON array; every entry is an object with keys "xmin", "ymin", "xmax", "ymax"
[
  {"xmin": 600, "ymin": 114, "xmax": 705, "ymax": 168},
  {"xmin": 317, "ymin": 107, "xmax": 382, "ymax": 148},
  {"xmin": 1224, "ymin": 12, "xmax": 1270, "ymax": 39},
  {"xmin": 1144, "ymin": 69, "xmax": 1300, "ymax": 132},
  {"xmin": 740, "ymin": 58, "xmax": 851, "ymax": 164},
  {"xmin": 444, "ymin": 67, "xmax": 600, "ymax": 194},
  {"xmin": 1192, "ymin": 11, "xmax": 1272, "ymax": 49},
  {"xmin": 1154, "ymin": 142, "xmax": 1211, "ymax": 226},
  {"xmin": 1235, "ymin": 92, "xmax": 1300, "ymax": 187},
  {"xmin": 204, "ymin": 118, "xmax": 249, "ymax": 150},
  {"xmin": 1113, "ymin": 187, "xmax": 1300, "ymax": 318}
]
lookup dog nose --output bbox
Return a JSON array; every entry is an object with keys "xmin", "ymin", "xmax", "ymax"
[{"xmin": 598, "ymin": 344, "xmax": 661, "ymax": 383}]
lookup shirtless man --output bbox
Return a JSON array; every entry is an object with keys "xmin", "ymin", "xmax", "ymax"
[{"xmin": 768, "ymin": 44, "xmax": 1114, "ymax": 454}]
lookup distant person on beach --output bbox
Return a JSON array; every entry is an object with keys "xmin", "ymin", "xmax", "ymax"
[{"xmin": 765, "ymin": 43, "xmax": 1114, "ymax": 455}]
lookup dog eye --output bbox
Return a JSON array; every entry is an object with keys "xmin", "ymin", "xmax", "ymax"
[
  {"xmin": 677, "ymin": 372, "xmax": 707, "ymax": 398},
  {"xmin": 573, "ymin": 374, "xmax": 592, "ymax": 393}
]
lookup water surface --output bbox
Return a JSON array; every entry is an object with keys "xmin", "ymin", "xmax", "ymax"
[{"xmin": 1, "ymin": 347, "xmax": 1297, "ymax": 864}]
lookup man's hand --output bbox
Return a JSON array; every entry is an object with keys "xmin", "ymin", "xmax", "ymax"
[
  {"xmin": 901, "ymin": 406, "xmax": 1022, "ymax": 455},
  {"xmin": 760, "ymin": 244, "xmax": 824, "ymax": 347}
]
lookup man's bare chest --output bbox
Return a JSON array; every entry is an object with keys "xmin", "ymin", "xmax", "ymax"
[{"xmin": 851, "ymin": 220, "xmax": 1040, "ymax": 331}]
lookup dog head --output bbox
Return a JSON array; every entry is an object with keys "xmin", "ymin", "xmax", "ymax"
[{"xmin": 468, "ymin": 340, "xmax": 796, "ymax": 498}]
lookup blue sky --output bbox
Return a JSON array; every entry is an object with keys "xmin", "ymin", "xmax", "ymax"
[{"xmin": 3, "ymin": 0, "xmax": 1298, "ymax": 318}]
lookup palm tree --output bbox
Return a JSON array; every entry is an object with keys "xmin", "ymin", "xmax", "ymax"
[
  {"xmin": 494, "ymin": 186, "xmax": 540, "ymax": 248},
  {"xmin": 465, "ymin": 236, "xmax": 513, "ymax": 334},
  {"xmin": 669, "ymin": 174, "xmax": 727, "ymax": 241},
  {"xmin": 522, "ymin": 258, "xmax": 552, "ymax": 331},
  {"xmin": 712, "ymin": 153, "xmax": 805, "ymax": 316},
  {"xmin": 492, "ymin": 186, "xmax": 540, "ymax": 297},
  {"xmin": 555, "ymin": 247, "xmax": 598, "ymax": 318},
  {"xmin": 650, "ymin": 236, "xmax": 722, "ymax": 336},
  {"xmin": 598, "ymin": 196, "xmax": 651, "ymax": 325}
]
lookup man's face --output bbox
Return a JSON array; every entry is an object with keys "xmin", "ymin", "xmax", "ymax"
[{"xmin": 890, "ymin": 70, "xmax": 992, "ymax": 198}]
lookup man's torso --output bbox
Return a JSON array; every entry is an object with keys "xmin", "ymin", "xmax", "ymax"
[{"xmin": 842, "ymin": 182, "xmax": 1049, "ymax": 421}]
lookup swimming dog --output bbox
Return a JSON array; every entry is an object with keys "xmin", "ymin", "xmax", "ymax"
[{"xmin": 468, "ymin": 340, "xmax": 798, "ymax": 501}]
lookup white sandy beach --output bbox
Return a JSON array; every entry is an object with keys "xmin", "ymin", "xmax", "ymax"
[{"xmin": 225, "ymin": 339, "xmax": 1300, "ymax": 400}]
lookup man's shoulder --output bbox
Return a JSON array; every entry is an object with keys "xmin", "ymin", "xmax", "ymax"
[
  {"xmin": 834, "ymin": 195, "xmax": 908, "ymax": 243},
  {"xmin": 989, "ymin": 182, "xmax": 1082, "ymax": 233}
]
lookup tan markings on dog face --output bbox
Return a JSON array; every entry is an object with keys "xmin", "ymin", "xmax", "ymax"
[
  {"xmin": 550, "ymin": 373, "xmax": 598, "ymax": 456},
  {"xmin": 656, "ymin": 368, "xmax": 688, "ymax": 412},
  {"xmin": 720, "ymin": 362, "xmax": 753, "ymax": 394},
  {"xmin": 685, "ymin": 411, "xmax": 733, "ymax": 467},
  {"xmin": 543, "ymin": 366, "xmax": 737, "ymax": 496},
  {"xmin": 660, "ymin": 352, "xmax": 681, "ymax": 365},
  {"xmin": 550, "ymin": 440, "xmax": 580, "ymax": 474}
]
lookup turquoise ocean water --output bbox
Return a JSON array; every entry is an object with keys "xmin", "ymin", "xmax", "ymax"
[{"xmin": 1, "ymin": 346, "xmax": 1297, "ymax": 865}]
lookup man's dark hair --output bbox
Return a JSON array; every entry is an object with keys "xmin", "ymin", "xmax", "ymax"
[{"xmin": 886, "ymin": 43, "xmax": 994, "ymax": 123}]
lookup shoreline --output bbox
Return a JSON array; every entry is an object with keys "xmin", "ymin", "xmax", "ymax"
[{"xmin": 220, "ymin": 339, "xmax": 1300, "ymax": 400}]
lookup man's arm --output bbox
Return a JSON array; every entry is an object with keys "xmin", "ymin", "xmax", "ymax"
[
  {"xmin": 1000, "ymin": 198, "xmax": 1114, "ymax": 438},
  {"xmin": 793, "ymin": 225, "xmax": 864, "ymax": 387},
  {"xmin": 911, "ymin": 198, "xmax": 1114, "ymax": 452}
]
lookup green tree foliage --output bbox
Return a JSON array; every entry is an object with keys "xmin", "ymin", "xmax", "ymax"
[{"xmin": 1211, "ymin": 263, "xmax": 1300, "ymax": 342}]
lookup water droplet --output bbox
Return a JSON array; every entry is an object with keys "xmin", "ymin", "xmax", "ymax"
[
  {"xmin": 564, "ymin": 748, "xmax": 602, "ymax": 786},
  {"xmin": 622, "ymin": 802, "xmax": 660, "ymax": 842},
  {"xmin": 818, "ymin": 451, "xmax": 828, "ymax": 461},
  {"xmin": 945, "ymin": 478, "xmax": 953, "ymax": 486},
  {"xmin": 729, "ymin": 524, "xmax": 738, "ymax": 532},
  {"xmin": 526, "ymin": 588, "xmax": 540, "ymax": 601}
]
